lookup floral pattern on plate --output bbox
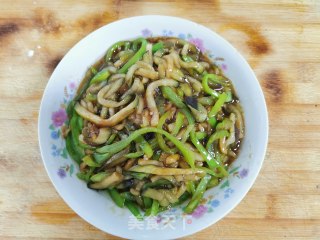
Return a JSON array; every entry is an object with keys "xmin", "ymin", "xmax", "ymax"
[{"xmin": 49, "ymin": 81, "xmax": 77, "ymax": 178}]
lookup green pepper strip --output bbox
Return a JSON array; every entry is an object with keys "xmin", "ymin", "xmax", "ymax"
[
  {"xmin": 161, "ymin": 86, "xmax": 195, "ymax": 124},
  {"xmin": 76, "ymin": 167, "xmax": 94, "ymax": 183},
  {"xmin": 126, "ymin": 172, "xmax": 149, "ymax": 180},
  {"xmin": 186, "ymin": 181, "xmax": 195, "ymax": 194},
  {"xmin": 69, "ymin": 114, "xmax": 85, "ymax": 162},
  {"xmin": 66, "ymin": 134, "xmax": 81, "ymax": 164},
  {"xmin": 202, "ymin": 74, "xmax": 222, "ymax": 98},
  {"xmin": 125, "ymin": 151, "xmax": 144, "ymax": 159},
  {"xmin": 158, "ymin": 192, "xmax": 190, "ymax": 213},
  {"xmin": 82, "ymin": 155, "xmax": 100, "ymax": 167},
  {"xmin": 181, "ymin": 124, "xmax": 195, "ymax": 143},
  {"xmin": 172, "ymin": 111, "xmax": 184, "ymax": 135},
  {"xmin": 195, "ymin": 131, "xmax": 207, "ymax": 140},
  {"xmin": 226, "ymin": 91, "xmax": 233, "ymax": 102},
  {"xmin": 209, "ymin": 92, "xmax": 227, "ymax": 118},
  {"xmin": 90, "ymin": 172, "xmax": 109, "ymax": 182},
  {"xmin": 182, "ymin": 55, "xmax": 193, "ymax": 62},
  {"xmin": 106, "ymin": 133, "xmax": 117, "ymax": 144},
  {"xmin": 152, "ymin": 42, "xmax": 164, "ymax": 53},
  {"xmin": 107, "ymin": 188, "xmax": 125, "ymax": 208},
  {"xmin": 119, "ymin": 38, "xmax": 147, "ymax": 74},
  {"xmin": 90, "ymin": 68, "xmax": 111, "ymax": 85},
  {"xmin": 74, "ymin": 76, "xmax": 92, "ymax": 102},
  {"xmin": 77, "ymin": 116, "xmax": 83, "ymax": 129},
  {"xmin": 185, "ymin": 174, "xmax": 211, "ymax": 213},
  {"xmin": 156, "ymin": 111, "xmax": 177, "ymax": 154},
  {"xmin": 85, "ymin": 93, "xmax": 97, "ymax": 102},
  {"xmin": 206, "ymin": 130, "xmax": 230, "ymax": 151},
  {"xmin": 143, "ymin": 196, "xmax": 153, "ymax": 209},
  {"xmin": 96, "ymin": 127, "xmax": 195, "ymax": 168},
  {"xmin": 134, "ymin": 136, "xmax": 153, "ymax": 158},
  {"xmin": 207, "ymin": 177, "xmax": 219, "ymax": 188},
  {"xmin": 66, "ymin": 101, "xmax": 75, "ymax": 119},
  {"xmin": 124, "ymin": 41, "xmax": 131, "ymax": 50},
  {"xmin": 125, "ymin": 201, "xmax": 143, "ymax": 220},
  {"xmin": 161, "ymin": 86, "xmax": 185, "ymax": 108},
  {"xmin": 190, "ymin": 129, "xmax": 225, "ymax": 173},
  {"xmin": 150, "ymin": 200, "xmax": 159, "ymax": 216},
  {"xmin": 198, "ymin": 97, "xmax": 215, "ymax": 106},
  {"xmin": 90, "ymin": 66, "xmax": 97, "ymax": 75},
  {"xmin": 142, "ymin": 179, "xmax": 173, "ymax": 190},
  {"xmin": 208, "ymin": 116, "xmax": 217, "ymax": 127},
  {"xmin": 121, "ymin": 192, "xmax": 136, "ymax": 202},
  {"xmin": 105, "ymin": 41, "xmax": 131, "ymax": 61}
]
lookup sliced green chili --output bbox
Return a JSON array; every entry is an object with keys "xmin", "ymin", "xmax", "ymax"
[
  {"xmin": 181, "ymin": 124, "xmax": 195, "ymax": 143},
  {"xmin": 190, "ymin": 129, "xmax": 221, "ymax": 170},
  {"xmin": 125, "ymin": 201, "xmax": 143, "ymax": 220},
  {"xmin": 195, "ymin": 131, "xmax": 207, "ymax": 140},
  {"xmin": 90, "ymin": 68, "xmax": 111, "ymax": 85},
  {"xmin": 206, "ymin": 130, "xmax": 230, "ymax": 151},
  {"xmin": 125, "ymin": 151, "xmax": 144, "ymax": 159},
  {"xmin": 226, "ymin": 90, "xmax": 233, "ymax": 102},
  {"xmin": 107, "ymin": 188, "xmax": 125, "ymax": 208},
  {"xmin": 96, "ymin": 127, "xmax": 195, "ymax": 168},
  {"xmin": 209, "ymin": 92, "xmax": 227, "ymax": 118},
  {"xmin": 90, "ymin": 66, "xmax": 97, "ymax": 75},
  {"xmin": 185, "ymin": 174, "xmax": 211, "ymax": 213},
  {"xmin": 135, "ymin": 135, "xmax": 153, "ymax": 158},
  {"xmin": 156, "ymin": 111, "xmax": 177, "ymax": 154},
  {"xmin": 152, "ymin": 42, "xmax": 164, "ymax": 53},
  {"xmin": 119, "ymin": 38, "xmax": 147, "ymax": 74},
  {"xmin": 182, "ymin": 55, "xmax": 193, "ymax": 62},
  {"xmin": 82, "ymin": 155, "xmax": 100, "ymax": 167},
  {"xmin": 161, "ymin": 86, "xmax": 185, "ymax": 108},
  {"xmin": 106, "ymin": 133, "xmax": 117, "ymax": 144},
  {"xmin": 74, "ymin": 78, "xmax": 91, "ymax": 102},
  {"xmin": 66, "ymin": 100, "xmax": 75, "ymax": 119},
  {"xmin": 90, "ymin": 172, "xmax": 109, "ymax": 182},
  {"xmin": 208, "ymin": 116, "xmax": 217, "ymax": 127},
  {"xmin": 161, "ymin": 86, "xmax": 195, "ymax": 124},
  {"xmin": 172, "ymin": 112, "xmax": 184, "ymax": 135},
  {"xmin": 158, "ymin": 192, "xmax": 190, "ymax": 213},
  {"xmin": 76, "ymin": 167, "xmax": 94, "ymax": 182},
  {"xmin": 202, "ymin": 74, "xmax": 225, "ymax": 98},
  {"xmin": 198, "ymin": 96, "xmax": 215, "ymax": 106},
  {"xmin": 85, "ymin": 92, "xmax": 97, "ymax": 102},
  {"xmin": 69, "ymin": 114, "xmax": 85, "ymax": 160},
  {"xmin": 150, "ymin": 200, "xmax": 160, "ymax": 216},
  {"xmin": 207, "ymin": 177, "xmax": 219, "ymax": 188},
  {"xmin": 66, "ymin": 134, "xmax": 81, "ymax": 164},
  {"xmin": 186, "ymin": 181, "xmax": 195, "ymax": 194},
  {"xmin": 142, "ymin": 179, "xmax": 173, "ymax": 190},
  {"xmin": 143, "ymin": 196, "xmax": 153, "ymax": 209},
  {"xmin": 121, "ymin": 192, "xmax": 136, "ymax": 202},
  {"xmin": 105, "ymin": 40, "xmax": 131, "ymax": 61}
]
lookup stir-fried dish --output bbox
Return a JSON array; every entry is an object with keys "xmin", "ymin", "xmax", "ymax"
[{"xmin": 65, "ymin": 37, "xmax": 244, "ymax": 219}]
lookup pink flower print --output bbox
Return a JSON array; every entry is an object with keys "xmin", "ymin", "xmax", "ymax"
[
  {"xmin": 191, "ymin": 205, "xmax": 207, "ymax": 218},
  {"xmin": 57, "ymin": 168, "xmax": 66, "ymax": 179},
  {"xmin": 221, "ymin": 63, "xmax": 228, "ymax": 71},
  {"xmin": 69, "ymin": 82, "xmax": 76, "ymax": 90},
  {"xmin": 188, "ymin": 38, "xmax": 205, "ymax": 52},
  {"xmin": 239, "ymin": 168, "xmax": 249, "ymax": 178},
  {"xmin": 51, "ymin": 108, "xmax": 67, "ymax": 127},
  {"xmin": 141, "ymin": 28, "xmax": 152, "ymax": 37}
]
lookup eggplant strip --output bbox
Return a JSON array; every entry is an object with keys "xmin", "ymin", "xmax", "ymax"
[
  {"xmin": 146, "ymin": 79, "xmax": 179, "ymax": 126},
  {"xmin": 75, "ymin": 95, "xmax": 139, "ymax": 127}
]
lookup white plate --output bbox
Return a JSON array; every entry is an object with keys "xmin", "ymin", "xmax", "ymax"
[{"xmin": 38, "ymin": 15, "xmax": 268, "ymax": 239}]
